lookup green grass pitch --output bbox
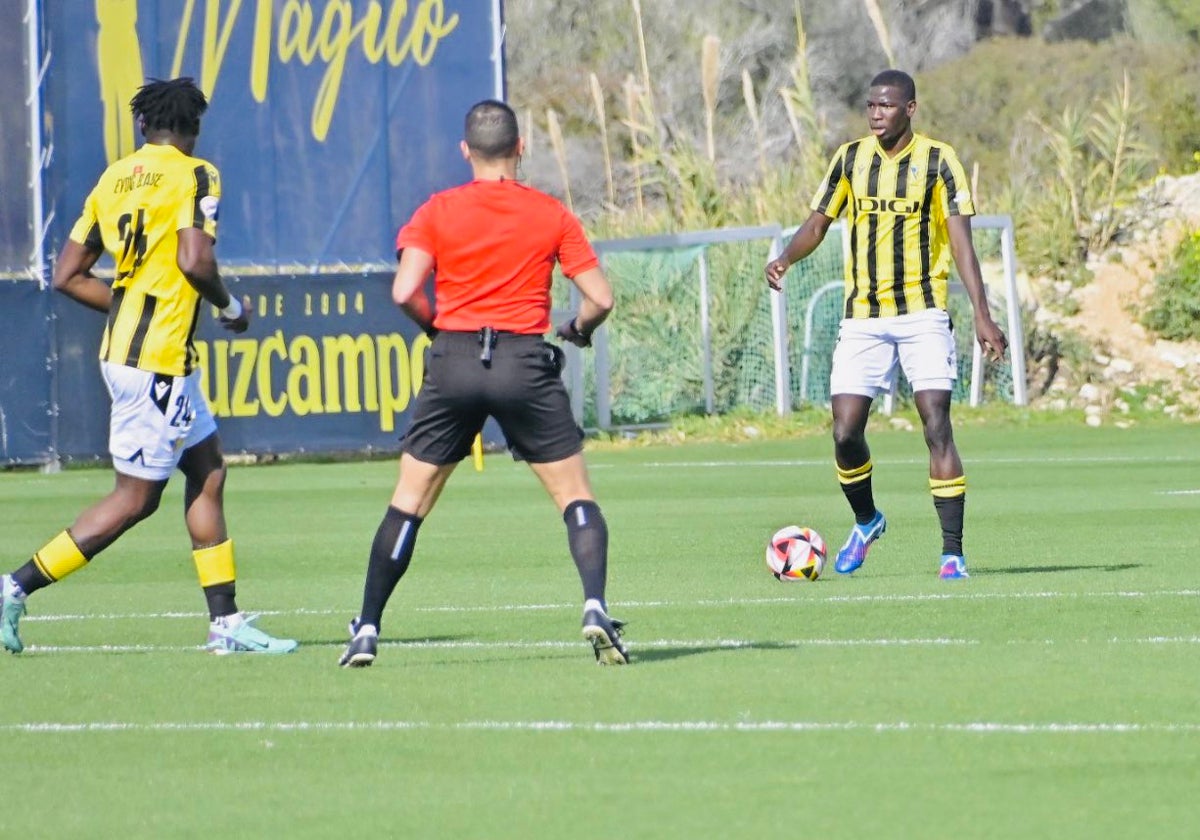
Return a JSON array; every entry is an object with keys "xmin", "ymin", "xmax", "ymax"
[{"xmin": 2, "ymin": 419, "xmax": 1198, "ymax": 838}]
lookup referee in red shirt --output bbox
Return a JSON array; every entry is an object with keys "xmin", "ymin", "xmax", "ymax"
[{"xmin": 340, "ymin": 100, "xmax": 626, "ymax": 667}]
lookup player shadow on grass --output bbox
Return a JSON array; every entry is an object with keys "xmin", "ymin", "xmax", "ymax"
[
  {"xmin": 313, "ymin": 634, "xmax": 469, "ymax": 647},
  {"xmin": 630, "ymin": 640, "xmax": 802, "ymax": 664},
  {"xmin": 971, "ymin": 563, "xmax": 1141, "ymax": 575}
]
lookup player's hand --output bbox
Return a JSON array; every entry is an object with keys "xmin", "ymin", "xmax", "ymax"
[
  {"xmin": 219, "ymin": 295, "xmax": 253, "ymax": 334},
  {"xmin": 555, "ymin": 317, "xmax": 592, "ymax": 348},
  {"xmin": 764, "ymin": 258, "xmax": 790, "ymax": 291},
  {"xmin": 975, "ymin": 314, "xmax": 1008, "ymax": 362}
]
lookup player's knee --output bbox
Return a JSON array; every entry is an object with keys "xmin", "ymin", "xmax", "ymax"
[
  {"xmin": 922, "ymin": 414, "xmax": 954, "ymax": 451},
  {"xmin": 563, "ymin": 499, "xmax": 605, "ymax": 529},
  {"xmin": 181, "ymin": 444, "xmax": 226, "ymax": 485},
  {"xmin": 118, "ymin": 487, "xmax": 162, "ymax": 525},
  {"xmin": 204, "ymin": 462, "xmax": 228, "ymax": 494},
  {"xmin": 831, "ymin": 420, "xmax": 865, "ymax": 452}
]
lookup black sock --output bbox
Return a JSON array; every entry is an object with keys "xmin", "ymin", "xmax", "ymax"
[
  {"xmin": 837, "ymin": 460, "xmax": 877, "ymax": 525},
  {"xmin": 358, "ymin": 507, "xmax": 423, "ymax": 632},
  {"xmin": 934, "ymin": 495, "xmax": 965, "ymax": 555},
  {"xmin": 844, "ymin": 479, "xmax": 877, "ymax": 525},
  {"xmin": 564, "ymin": 500, "xmax": 607, "ymax": 606},
  {"xmin": 203, "ymin": 583, "xmax": 238, "ymax": 620},
  {"xmin": 12, "ymin": 560, "xmax": 54, "ymax": 596}
]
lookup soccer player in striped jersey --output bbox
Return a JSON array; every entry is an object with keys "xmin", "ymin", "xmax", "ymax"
[
  {"xmin": 0, "ymin": 78, "xmax": 296, "ymax": 654},
  {"xmin": 765, "ymin": 69, "xmax": 1008, "ymax": 580}
]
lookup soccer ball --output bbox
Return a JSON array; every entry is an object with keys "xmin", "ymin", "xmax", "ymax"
[{"xmin": 766, "ymin": 526, "xmax": 827, "ymax": 582}]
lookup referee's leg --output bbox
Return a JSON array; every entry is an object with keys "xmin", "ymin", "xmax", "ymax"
[
  {"xmin": 341, "ymin": 454, "xmax": 455, "ymax": 667},
  {"xmin": 529, "ymin": 454, "xmax": 627, "ymax": 664},
  {"xmin": 365, "ymin": 453, "xmax": 456, "ymax": 629}
]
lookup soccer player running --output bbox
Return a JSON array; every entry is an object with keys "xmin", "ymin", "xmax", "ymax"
[
  {"xmin": 764, "ymin": 70, "xmax": 1008, "ymax": 580},
  {"xmin": 339, "ymin": 100, "xmax": 626, "ymax": 667},
  {"xmin": 0, "ymin": 78, "xmax": 296, "ymax": 654}
]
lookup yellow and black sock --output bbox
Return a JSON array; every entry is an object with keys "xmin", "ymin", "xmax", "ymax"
[
  {"xmin": 193, "ymin": 539, "xmax": 238, "ymax": 620},
  {"xmin": 13, "ymin": 530, "xmax": 90, "ymax": 595},
  {"xmin": 837, "ymin": 459, "xmax": 877, "ymax": 525},
  {"xmin": 931, "ymin": 476, "xmax": 966, "ymax": 555}
]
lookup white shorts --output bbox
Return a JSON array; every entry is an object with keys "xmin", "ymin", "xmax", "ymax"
[
  {"xmin": 102, "ymin": 361, "xmax": 218, "ymax": 481},
  {"xmin": 829, "ymin": 309, "xmax": 957, "ymax": 398}
]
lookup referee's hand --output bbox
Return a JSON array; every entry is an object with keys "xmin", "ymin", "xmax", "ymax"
[{"xmin": 555, "ymin": 317, "xmax": 591, "ymax": 348}]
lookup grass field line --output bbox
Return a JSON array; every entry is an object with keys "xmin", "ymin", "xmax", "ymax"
[
  {"xmin": 20, "ymin": 635, "xmax": 1200, "ymax": 655},
  {"xmin": 634, "ymin": 454, "xmax": 1200, "ymax": 468},
  {"xmin": 23, "ymin": 588, "xmax": 1200, "ymax": 624},
  {"xmin": 24, "ymin": 637, "xmax": 974, "ymax": 654},
  {"xmin": 3, "ymin": 720, "xmax": 1200, "ymax": 735}
]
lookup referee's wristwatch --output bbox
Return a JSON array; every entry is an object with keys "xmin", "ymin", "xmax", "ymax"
[{"xmin": 565, "ymin": 317, "xmax": 591, "ymax": 347}]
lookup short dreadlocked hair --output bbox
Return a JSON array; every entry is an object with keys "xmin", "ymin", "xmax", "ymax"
[{"xmin": 130, "ymin": 77, "xmax": 208, "ymax": 138}]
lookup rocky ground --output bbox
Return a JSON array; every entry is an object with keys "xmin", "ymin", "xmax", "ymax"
[{"xmin": 1028, "ymin": 171, "xmax": 1200, "ymax": 423}]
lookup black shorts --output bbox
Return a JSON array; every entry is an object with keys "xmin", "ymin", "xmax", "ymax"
[{"xmin": 401, "ymin": 330, "xmax": 584, "ymax": 465}]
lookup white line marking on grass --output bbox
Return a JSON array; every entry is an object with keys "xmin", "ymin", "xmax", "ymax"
[
  {"xmin": 24, "ymin": 636, "xmax": 1200, "ymax": 655},
  {"xmin": 27, "ymin": 644, "xmax": 196, "ymax": 653},
  {"xmin": 23, "ymin": 589, "xmax": 1200, "ymax": 624},
  {"xmin": 1161, "ymin": 489, "xmax": 1200, "ymax": 495},
  {"xmin": 3, "ymin": 720, "xmax": 1199, "ymax": 735},
  {"xmin": 27, "ymin": 610, "xmax": 211, "ymax": 622},
  {"xmin": 639, "ymin": 455, "xmax": 1200, "ymax": 468},
  {"xmin": 25, "ymin": 637, "xmax": 974, "ymax": 655}
]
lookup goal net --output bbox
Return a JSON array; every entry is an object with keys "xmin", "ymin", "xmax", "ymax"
[{"xmin": 560, "ymin": 219, "xmax": 1024, "ymax": 430}]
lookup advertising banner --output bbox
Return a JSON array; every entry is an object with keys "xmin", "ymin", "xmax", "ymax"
[
  {"xmin": 42, "ymin": 0, "xmax": 504, "ymax": 267},
  {"xmin": 1, "ymin": 1, "xmax": 507, "ymax": 465},
  {"xmin": 0, "ymin": 283, "xmax": 53, "ymax": 463},
  {"xmin": 51, "ymin": 271, "xmax": 453, "ymax": 461},
  {"xmin": 0, "ymin": 5, "xmax": 32, "ymax": 275}
]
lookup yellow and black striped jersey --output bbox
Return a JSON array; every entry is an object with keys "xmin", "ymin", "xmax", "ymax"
[
  {"xmin": 810, "ymin": 132, "xmax": 974, "ymax": 319},
  {"xmin": 68, "ymin": 143, "xmax": 221, "ymax": 375}
]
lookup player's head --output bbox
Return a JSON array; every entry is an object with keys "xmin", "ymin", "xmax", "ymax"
[
  {"xmin": 866, "ymin": 69, "xmax": 917, "ymax": 148},
  {"xmin": 130, "ymin": 77, "xmax": 208, "ymax": 150},
  {"xmin": 464, "ymin": 99, "xmax": 520, "ymax": 161}
]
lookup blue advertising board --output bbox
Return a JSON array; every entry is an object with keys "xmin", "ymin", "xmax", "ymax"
[
  {"xmin": 0, "ymin": 4, "xmax": 32, "ymax": 275},
  {"xmin": 49, "ymin": 272, "xmax": 448, "ymax": 461},
  {"xmin": 42, "ymin": 0, "xmax": 505, "ymax": 266},
  {"xmin": 0, "ymin": 1, "xmax": 507, "ymax": 465},
  {"xmin": 0, "ymin": 282, "xmax": 53, "ymax": 464}
]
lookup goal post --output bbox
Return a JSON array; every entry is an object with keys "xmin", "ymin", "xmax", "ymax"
[{"xmin": 558, "ymin": 217, "xmax": 1025, "ymax": 433}]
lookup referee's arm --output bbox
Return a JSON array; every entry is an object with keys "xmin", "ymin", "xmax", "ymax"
[
  {"xmin": 567, "ymin": 266, "xmax": 614, "ymax": 338},
  {"xmin": 392, "ymin": 246, "xmax": 437, "ymax": 336}
]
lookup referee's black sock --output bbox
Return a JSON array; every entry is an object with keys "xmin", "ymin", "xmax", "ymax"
[
  {"xmin": 564, "ymin": 500, "xmax": 608, "ymax": 608},
  {"xmin": 358, "ymin": 507, "xmax": 423, "ymax": 633}
]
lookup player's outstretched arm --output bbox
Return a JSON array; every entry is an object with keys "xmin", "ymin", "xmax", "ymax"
[
  {"xmin": 947, "ymin": 214, "xmax": 1008, "ymax": 362},
  {"xmin": 764, "ymin": 211, "xmax": 834, "ymax": 291},
  {"xmin": 51, "ymin": 240, "xmax": 110, "ymax": 312}
]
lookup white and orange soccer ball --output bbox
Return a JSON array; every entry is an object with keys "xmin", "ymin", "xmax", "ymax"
[{"xmin": 765, "ymin": 526, "xmax": 827, "ymax": 582}]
